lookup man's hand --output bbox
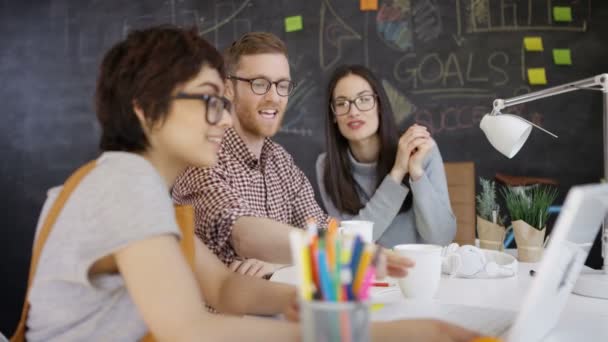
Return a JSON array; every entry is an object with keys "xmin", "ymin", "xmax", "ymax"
[{"xmin": 229, "ymin": 258, "xmax": 282, "ymax": 278}]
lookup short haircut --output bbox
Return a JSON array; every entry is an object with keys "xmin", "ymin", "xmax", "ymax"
[
  {"xmin": 96, "ymin": 25, "xmax": 225, "ymax": 152},
  {"xmin": 223, "ymin": 32, "xmax": 288, "ymax": 75}
]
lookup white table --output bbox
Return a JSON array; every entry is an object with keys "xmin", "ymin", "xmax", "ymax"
[{"xmin": 271, "ymin": 261, "xmax": 608, "ymax": 341}]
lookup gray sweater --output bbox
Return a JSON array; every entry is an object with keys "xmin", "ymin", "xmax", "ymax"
[{"xmin": 315, "ymin": 146, "xmax": 456, "ymax": 247}]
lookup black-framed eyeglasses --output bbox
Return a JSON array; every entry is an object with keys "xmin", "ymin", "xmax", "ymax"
[
  {"xmin": 331, "ymin": 94, "xmax": 378, "ymax": 116},
  {"xmin": 228, "ymin": 75, "xmax": 296, "ymax": 97},
  {"xmin": 171, "ymin": 93, "xmax": 231, "ymax": 125}
]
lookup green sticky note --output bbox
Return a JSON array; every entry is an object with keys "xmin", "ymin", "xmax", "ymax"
[
  {"xmin": 553, "ymin": 6, "xmax": 573, "ymax": 22},
  {"xmin": 528, "ymin": 68, "xmax": 547, "ymax": 85},
  {"xmin": 285, "ymin": 15, "xmax": 303, "ymax": 32},
  {"xmin": 523, "ymin": 37, "xmax": 543, "ymax": 51},
  {"xmin": 553, "ymin": 49, "xmax": 572, "ymax": 65}
]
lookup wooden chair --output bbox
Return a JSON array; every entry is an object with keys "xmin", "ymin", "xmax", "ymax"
[
  {"xmin": 444, "ymin": 162, "xmax": 476, "ymax": 245},
  {"xmin": 495, "ymin": 173, "xmax": 558, "ymax": 187}
]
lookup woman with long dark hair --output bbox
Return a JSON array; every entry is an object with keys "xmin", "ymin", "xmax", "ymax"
[{"xmin": 316, "ymin": 65, "xmax": 456, "ymax": 247}]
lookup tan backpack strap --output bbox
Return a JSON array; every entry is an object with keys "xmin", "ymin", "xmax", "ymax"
[
  {"xmin": 174, "ymin": 205, "xmax": 195, "ymax": 268},
  {"xmin": 11, "ymin": 161, "xmax": 96, "ymax": 341}
]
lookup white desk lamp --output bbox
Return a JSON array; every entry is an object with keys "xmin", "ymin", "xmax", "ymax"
[{"xmin": 480, "ymin": 73, "xmax": 608, "ymax": 300}]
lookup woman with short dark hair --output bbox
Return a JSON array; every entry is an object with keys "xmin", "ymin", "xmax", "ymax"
[{"xmin": 26, "ymin": 25, "xmax": 302, "ymax": 341}]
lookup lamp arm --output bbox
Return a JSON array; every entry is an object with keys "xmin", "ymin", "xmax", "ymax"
[
  {"xmin": 487, "ymin": 74, "xmax": 608, "ymax": 275},
  {"xmin": 509, "ymin": 115, "xmax": 558, "ymax": 138},
  {"xmin": 491, "ymin": 73, "xmax": 608, "ymax": 115}
]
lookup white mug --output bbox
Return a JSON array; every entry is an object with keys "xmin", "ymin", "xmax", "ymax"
[
  {"xmin": 338, "ymin": 220, "xmax": 374, "ymax": 243},
  {"xmin": 393, "ymin": 244, "xmax": 442, "ymax": 299}
]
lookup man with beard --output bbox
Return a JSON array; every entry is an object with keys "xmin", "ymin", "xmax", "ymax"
[
  {"xmin": 172, "ymin": 32, "xmax": 411, "ymax": 280},
  {"xmin": 172, "ymin": 32, "xmax": 329, "ymax": 277}
]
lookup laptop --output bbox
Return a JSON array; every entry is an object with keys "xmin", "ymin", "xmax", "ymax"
[{"xmin": 372, "ymin": 183, "xmax": 608, "ymax": 341}]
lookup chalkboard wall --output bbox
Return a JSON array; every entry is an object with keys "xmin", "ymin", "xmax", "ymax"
[{"xmin": 2, "ymin": 0, "xmax": 607, "ymax": 334}]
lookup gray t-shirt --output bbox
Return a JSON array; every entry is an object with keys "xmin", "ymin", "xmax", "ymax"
[{"xmin": 27, "ymin": 152, "xmax": 180, "ymax": 342}]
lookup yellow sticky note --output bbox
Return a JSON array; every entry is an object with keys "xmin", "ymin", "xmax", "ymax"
[
  {"xmin": 285, "ymin": 15, "xmax": 303, "ymax": 33},
  {"xmin": 528, "ymin": 68, "xmax": 547, "ymax": 85},
  {"xmin": 371, "ymin": 303, "xmax": 385, "ymax": 312},
  {"xmin": 361, "ymin": 0, "xmax": 378, "ymax": 11},
  {"xmin": 524, "ymin": 37, "xmax": 543, "ymax": 51},
  {"xmin": 553, "ymin": 6, "xmax": 573, "ymax": 22},
  {"xmin": 553, "ymin": 49, "xmax": 572, "ymax": 65}
]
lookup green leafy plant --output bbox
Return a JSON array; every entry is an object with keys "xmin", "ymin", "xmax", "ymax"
[
  {"xmin": 476, "ymin": 178, "xmax": 505, "ymax": 225},
  {"xmin": 501, "ymin": 185, "xmax": 558, "ymax": 230}
]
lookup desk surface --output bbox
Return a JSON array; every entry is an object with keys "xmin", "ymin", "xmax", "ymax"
[{"xmin": 271, "ymin": 261, "xmax": 608, "ymax": 341}]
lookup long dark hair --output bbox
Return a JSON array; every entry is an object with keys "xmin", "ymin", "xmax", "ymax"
[{"xmin": 323, "ymin": 65, "xmax": 412, "ymax": 215}]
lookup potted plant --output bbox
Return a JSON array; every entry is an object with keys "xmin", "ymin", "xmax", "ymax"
[
  {"xmin": 502, "ymin": 185, "xmax": 558, "ymax": 262},
  {"xmin": 476, "ymin": 178, "xmax": 507, "ymax": 250}
]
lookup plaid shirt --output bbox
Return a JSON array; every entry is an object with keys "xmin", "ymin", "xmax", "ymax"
[{"xmin": 172, "ymin": 128, "xmax": 328, "ymax": 265}]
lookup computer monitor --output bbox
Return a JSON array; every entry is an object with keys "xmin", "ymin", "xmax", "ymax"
[{"xmin": 508, "ymin": 183, "xmax": 608, "ymax": 341}]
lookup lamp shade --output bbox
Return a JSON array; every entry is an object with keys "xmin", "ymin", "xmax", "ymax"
[{"xmin": 480, "ymin": 114, "xmax": 532, "ymax": 158}]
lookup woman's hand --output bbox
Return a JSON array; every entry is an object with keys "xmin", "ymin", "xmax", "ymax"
[
  {"xmin": 408, "ymin": 137, "xmax": 436, "ymax": 181},
  {"xmin": 282, "ymin": 290, "xmax": 300, "ymax": 322},
  {"xmin": 391, "ymin": 124, "xmax": 431, "ymax": 183}
]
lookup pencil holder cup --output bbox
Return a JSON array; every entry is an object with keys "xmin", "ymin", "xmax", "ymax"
[{"xmin": 301, "ymin": 300, "xmax": 370, "ymax": 342}]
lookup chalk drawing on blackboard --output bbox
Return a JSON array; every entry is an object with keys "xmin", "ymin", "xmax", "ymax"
[
  {"xmin": 457, "ymin": 0, "xmax": 588, "ymax": 33},
  {"xmin": 452, "ymin": 34, "xmax": 466, "ymax": 47},
  {"xmin": 464, "ymin": 52, "xmax": 488, "ymax": 83},
  {"xmin": 382, "ymin": 79, "xmax": 415, "ymax": 125},
  {"xmin": 393, "ymin": 52, "xmax": 416, "ymax": 86},
  {"xmin": 233, "ymin": 18, "xmax": 253, "ymax": 38},
  {"xmin": 319, "ymin": 0, "xmax": 363, "ymax": 71},
  {"xmin": 513, "ymin": 85, "xmax": 532, "ymax": 97},
  {"xmin": 122, "ymin": 0, "xmax": 201, "ymax": 36},
  {"xmin": 200, "ymin": 0, "xmax": 251, "ymax": 35},
  {"xmin": 123, "ymin": 15, "xmax": 167, "ymax": 36},
  {"xmin": 284, "ymin": 78, "xmax": 317, "ymax": 129},
  {"xmin": 428, "ymin": 93, "xmax": 496, "ymax": 100},
  {"xmin": 413, "ymin": 105, "xmax": 491, "ymax": 136},
  {"xmin": 471, "ymin": 0, "xmax": 490, "ymax": 26},
  {"xmin": 279, "ymin": 127, "xmax": 314, "ymax": 137},
  {"xmin": 411, "ymin": 88, "xmax": 496, "ymax": 101},
  {"xmin": 122, "ymin": 1, "xmax": 207, "ymax": 40},
  {"xmin": 413, "ymin": 104, "xmax": 543, "ymax": 137},
  {"xmin": 203, "ymin": 1, "xmax": 252, "ymax": 48},
  {"xmin": 452, "ymin": 0, "xmax": 466, "ymax": 47},
  {"xmin": 376, "ymin": 0, "xmax": 413, "ymax": 52},
  {"xmin": 393, "ymin": 51, "xmax": 509, "ymax": 92},
  {"xmin": 520, "ymin": 40, "xmax": 529, "ymax": 82},
  {"xmin": 412, "ymin": 0, "xmax": 442, "ymax": 43}
]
